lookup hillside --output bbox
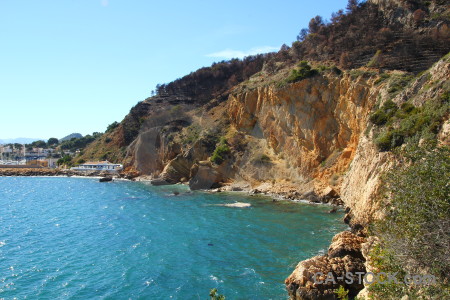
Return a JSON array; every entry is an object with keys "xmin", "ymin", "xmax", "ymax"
[
  {"xmin": 80, "ymin": 0, "xmax": 449, "ymax": 165},
  {"xmin": 76, "ymin": 0, "xmax": 449, "ymax": 298},
  {"xmin": 59, "ymin": 133, "xmax": 83, "ymax": 142}
]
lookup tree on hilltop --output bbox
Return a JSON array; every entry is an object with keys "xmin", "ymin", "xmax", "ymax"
[
  {"xmin": 47, "ymin": 138, "xmax": 59, "ymax": 146},
  {"xmin": 346, "ymin": 0, "xmax": 359, "ymax": 13},
  {"xmin": 308, "ymin": 15, "xmax": 324, "ymax": 34},
  {"xmin": 297, "ymin": 28, "xmax": 309, "ymax": 42}
]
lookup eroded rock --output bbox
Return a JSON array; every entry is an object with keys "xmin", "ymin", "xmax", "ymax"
[
  {"xmin": 188, "ymin": 162, "xmax": 222, "ymax": 190},
  {"xmin": 285, "ymin": 231, "xmax": 366, "ymax": 300}
]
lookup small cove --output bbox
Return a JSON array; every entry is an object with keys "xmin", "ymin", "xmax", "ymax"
[{"xmin": 0, "ymin": 177, "xmax": 347, "ymax": 299}]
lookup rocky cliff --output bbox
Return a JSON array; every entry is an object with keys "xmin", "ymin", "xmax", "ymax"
[
  {"xmin": 77, "ymin": 53, "xmax": 449, "ymax": 299},
  {"xmin": 109, "ymin": 66, "xmax": 384, "ymax": 198},
  {"xmin": 75, "ymin": 0, "xmax": 450, "ymax": 298},
  {"xmin": 284, "ymin": 55, "xmax": 449, "ymax": 299}
]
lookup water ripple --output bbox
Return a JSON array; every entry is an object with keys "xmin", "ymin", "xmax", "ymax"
[{"xmin": 0, "ymin": 177, "xmax": 346, "ymax": 299}]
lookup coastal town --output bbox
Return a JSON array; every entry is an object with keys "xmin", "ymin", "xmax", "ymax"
[
  {"xmin": 0, "ymin": 143, "xmax": 67, "ymax": 168},
  {"xmin": 0, "ymin": 135, "xmax": 122, "ymax": 174}
]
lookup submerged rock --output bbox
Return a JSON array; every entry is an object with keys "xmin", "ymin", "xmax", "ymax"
[
  {"xmin": 150, "ymin": 178, "xmax": 171, "ymax": 186},
  {"xmin": 328, "ymin": 207, "xmax": 338, "ymax": 214}
]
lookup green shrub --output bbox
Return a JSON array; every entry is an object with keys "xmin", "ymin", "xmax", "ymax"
[
  {"xmin": 182, "ymin": 124, "xmax": 201, "ymax": 144},
  {"xmin": 374, "ymin": 73, "xmax": 390, "ymax": 85},
  {"xmin": 57, "ymin": 155, "xmax": 72, "ymax": 167},
  {"xmin": 371, "ymin": 93, "xmax": 449, "ymax": 151},
  {"xmin": 334, "ymin": 285, "xmax": 349, "ymax": 300},
  {"xmin": 370, "ymin": 146, "xmax": 450, "ymax": 299},
  {"xmin": 286, "ymin": 61, "xmax": 318, "ymax": 83},
  {"xmin": 369, "ymin": 110, "xmax": 389, "ymax": 126},
  {"xmin": 375, "ymin": 130, "xmax": 393, "ymax": 151},
  {"xmin": 211, "ymin": 139, "xmax": 231, "ymax": 165},
  {"xmin": 367, "ymin": 49, "xmax": 382, "ymax": 68},
  {"xmin": 387, "ymin": 74, "xmax": 414, "ymax": 94},
  {"xmin": 316, "ymin": 64, "xmax": 342, "ymax": 75},
  {"xmin": 374, "ymin": 129, "xmax": 404, "ymax": 151},
  {"xmin": 394, "ymin": 102, "xmax": 417, "ymax": 119},
  {"xmin": 369, "ymin": 100, "xmax": 398, "ymax": 125},
  {"xmin": 106, "ymin": 121, "xmax": 119, "ymax": 132}
]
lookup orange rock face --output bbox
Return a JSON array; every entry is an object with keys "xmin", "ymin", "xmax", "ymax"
[{"xmin": 227, "ymin": 73, "xmax": 379, "ymax": 192}]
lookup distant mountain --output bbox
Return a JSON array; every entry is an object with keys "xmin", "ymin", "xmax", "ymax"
[
  {"xmin": 59, "ymin": 133, "xmax": 83, "ymax": 142},
  {"xmin": 0, "ymin": 138, "xmax": 42, "ymax": 144}
]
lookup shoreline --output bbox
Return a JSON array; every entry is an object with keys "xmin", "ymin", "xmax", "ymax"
[
  {"xmin": 138, "ymin": 177, "xmax": 345, "ymax": 208},
  {"xmin": 0, "ymin": 168, "xmax": 122, "ymax": 178},
  {"xmin": 1, "ymin": 169, "xmax": 344, "ymax": 209}
]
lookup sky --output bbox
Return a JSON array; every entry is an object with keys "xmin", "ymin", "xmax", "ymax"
[{"xmin": 0, "ymin": 0, "xmax": 348, "ymax": 141}]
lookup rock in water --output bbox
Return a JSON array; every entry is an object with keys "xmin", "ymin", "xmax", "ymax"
[
  {"xmin": 285, "ymin": 231, "xmax": 366, "ymax": 299},
  {"xmin": 99, "ymin": 177, "xmax": 112, "ymax": 182},
  {"xmin": 188, "ymin": 162, "xmax": 222, "ymax": 190},
  {"xmin": 150, "ymin": 178, "xmax": 171, "ymax": 186}
]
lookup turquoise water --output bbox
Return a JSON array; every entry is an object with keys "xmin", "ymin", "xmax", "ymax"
[{"xmin": 0, "ymin": 177, "xmax": 347, "ymax": 299}]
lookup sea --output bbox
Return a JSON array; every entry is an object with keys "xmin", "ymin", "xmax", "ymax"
[{"xmin": 0, "ymin": 177, "xmax": 347, "ymax": 299}]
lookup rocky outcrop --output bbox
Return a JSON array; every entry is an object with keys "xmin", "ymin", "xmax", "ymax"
[
  {"xmin": 188, "ymin": 161, "xmax": 223, "ymax": 190},
  {"xmin": 285, "ymin": 232, "xmax": 367, "ymax": 300},
  {"xmin": 341, "ymin": 56, "xmax": 450, "ymax": 226},
  {"xmin": 227, "ymin": 71, "xmax": 379, "ymax": 192},
  {"xmin": 286, "ymin": 54, "xmax": 450, "ymax": 299},
  {"xmin": 340, "ymin": 134, "xmax": 392, "ymax": 227},
  {"xmin": 159, "ymin": 137, "xmax": 217, "ymax": 183}
]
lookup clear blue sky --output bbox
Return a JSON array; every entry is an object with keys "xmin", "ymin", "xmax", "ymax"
[{"xmin": 0, "ymin": 0, "xmax": 348, "ymax": 140}]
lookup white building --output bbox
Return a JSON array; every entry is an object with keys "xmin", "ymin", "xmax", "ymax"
[
  {"xmin": 0, "ymin": 145, "xmax": 13, "ymax": 153},
  {"xmin": 70, "ymin": 161, "xmax": 123, "ymax": 173},
  {"xmin": 47, "ymin": 158, "xmax": 59, "ymax": 168}
]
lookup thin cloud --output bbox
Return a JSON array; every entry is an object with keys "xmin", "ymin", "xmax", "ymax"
[
  {"xmin": 206, "ymin": 46, "xmax": 279, "ymax": 59},
  {"xmin": 101, "ymin": 0, "xmax": 109, "ymax": 7}
]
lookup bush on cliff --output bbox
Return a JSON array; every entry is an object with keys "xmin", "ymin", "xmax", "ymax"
[
  {"xmin": 106, "ymin": 121, "xmax": 119, "ymax": 133},
  {"xmin": 369, "ymin": 100, "xmax": 398, "ymax": 126},
  {"xmin": 370, "ymin": 145, "xmax": 450, "ymax": 299},
  {"xmin": 286, "ymin": 61, "xmax": 318, "ymax": 83},
  {"xmin": 211, "ymin": 138, "xmax": 231, "ymax": 165},
  {"xmin": 371, "ymin": 91, "xmax": 449, "ymax": 151}
]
